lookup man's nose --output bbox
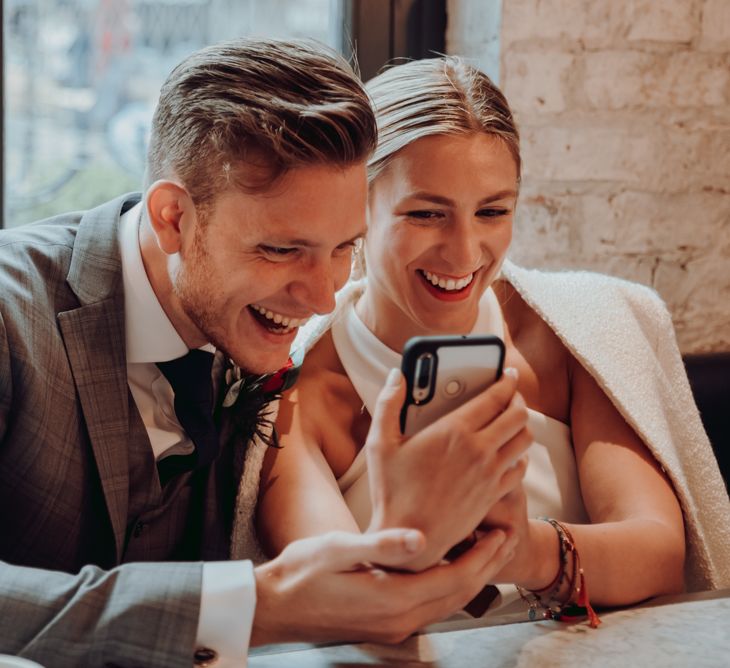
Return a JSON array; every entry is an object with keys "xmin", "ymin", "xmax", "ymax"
[{"xmin": 290, "ymin": 259, "xmax": 338, "ymax": 315}]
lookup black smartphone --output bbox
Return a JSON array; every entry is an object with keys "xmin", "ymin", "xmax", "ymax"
[{"xmin": 399, "ymin": 334, "xmax": 505, "ymax": 436}]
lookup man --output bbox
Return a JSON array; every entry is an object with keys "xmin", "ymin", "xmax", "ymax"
[{"xmin": 0, "ymin": 39, "xmax": 526, "ymax": 667}]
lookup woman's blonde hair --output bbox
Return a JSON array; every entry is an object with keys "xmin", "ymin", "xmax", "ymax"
[{"xmin": 365, "ymin": 57, "xmax": 520, "ymax": 183}]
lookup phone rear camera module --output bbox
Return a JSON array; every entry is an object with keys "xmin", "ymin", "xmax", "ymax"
[
  {"xmin": 412, "ymin": 352, "xmax": 435, "ymax": 404},
  {"xmin": 415, "ymin": 353, "xmax": 433, "ymax": 389}
]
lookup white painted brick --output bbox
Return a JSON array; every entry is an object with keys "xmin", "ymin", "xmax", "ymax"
[
  {"xmin": 514, "ymin": 190, "xmax": 728, "ymax": 258},
  {"xmin": 582, "ymin": 51, "xmax": 730, "ymax": 109},
  {"xmin": 595, "ymin": 255, "xmax": 658, "ymax": 287},
  {"xmin": 699, "ymin": 0, "xmax": 730, "ymax": 53},
  {"xmin": 513, "ymin": 192, "xmax": 573, "ymax": 247},
  {"xmin": 625, "ymin": 0, "xmax": 698, "ymax": 43},
  {"xmin": 581, "ymin": 51, "xmax": 654, "ymax": 110},
  {"xmin": 599, "ymin": 191, "xmax": 730, "ymax": 253},
  {"xmin": 502, "ymin": 52, "xmax": 574, "ymax": 113},
  {"xmin": 501, "ymin": 0, "xmax": 625, "ymax": 47},
  {"xmin": 494, "ymin": 0, "xmax": 728, "ymax": 352},
  {"xmin": 520, "ymin": 123, "xmax": 730, "ymax": 191},
  {"xmin": 699, "ymin": 0, "xmax": 730, "ymax": 52},
  {"xmin": 654, "ymin": 249, "xmax": 730, "ymax": 351}
]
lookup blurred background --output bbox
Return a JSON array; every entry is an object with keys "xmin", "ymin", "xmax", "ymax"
[{"xmin": 3, "ymin": 0, "xmax": 729, "ymax": 353}]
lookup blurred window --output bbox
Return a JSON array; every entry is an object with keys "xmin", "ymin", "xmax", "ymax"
[
  {"xmin": 3, "ymin": 0, "xmax": 341, "ymax": 226},
  {"xmin": 2, "ymin": 0, "xmax": 445, "ymax": 227}
]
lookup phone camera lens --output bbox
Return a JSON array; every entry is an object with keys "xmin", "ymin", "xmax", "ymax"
[{"xmin": 415, "ymin": 353, "xmax": 433, "ymax": 390}]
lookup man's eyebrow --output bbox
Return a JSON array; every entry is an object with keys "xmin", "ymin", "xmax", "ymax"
[
  {"xmin": 404, "ymin": 189, "xmax": 518, "ymax": 207},
  {"xmin": 265, "ymin": 229, "xmax": 367, "ymax": 248},
  {"xmin": 337, "ymin": 229, "xmax": 368, "ymax": 245}
]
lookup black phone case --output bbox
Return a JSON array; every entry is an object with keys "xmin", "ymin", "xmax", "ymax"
[{"xmin": 399, "ymin": 334, "xmax": 505, "ymax": 435}]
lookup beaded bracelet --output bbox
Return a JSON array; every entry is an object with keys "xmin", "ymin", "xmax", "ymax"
[{"xmin": 516, "ymin": 518, "xmax": 601, "ymax": 628}]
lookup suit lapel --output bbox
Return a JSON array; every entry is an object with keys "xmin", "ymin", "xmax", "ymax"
[
  {"xmin": 58, "ymin": 303, "xmax": 130, "ymax": 561},
  {"xmin": 59, "ymin": 194, "xmax": 142, "ymax": 562}
]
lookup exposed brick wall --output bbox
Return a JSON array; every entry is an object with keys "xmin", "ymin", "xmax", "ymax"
[{"xmin": 447, "ymin": 0, "xmax": 730, "ymax": 353}]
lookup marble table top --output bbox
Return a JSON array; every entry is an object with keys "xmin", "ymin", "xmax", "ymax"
[{"xmin": 249, "ymin": 589, "xmax": 730, "ymax": 667}]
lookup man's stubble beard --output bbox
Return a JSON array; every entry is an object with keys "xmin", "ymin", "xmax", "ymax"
[
  {"xmin": 173, "ymin": 225, "xmax": 232, "ymax": 359},
  {"xmin": 173, "ymin": 223, "xmax": 274, "ymax": 376}
]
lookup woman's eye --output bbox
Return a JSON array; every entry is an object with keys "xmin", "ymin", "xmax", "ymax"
[
  {"xmin": 405, "ymin": 210, "xmax": 444, "ymax": 220},
  {"xmin": 478, "ymin": 208, "xmax": 510, "ymax": 218}
]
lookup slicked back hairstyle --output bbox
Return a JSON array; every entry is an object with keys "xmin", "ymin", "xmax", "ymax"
[
  {"xmin": 365, "ymin": 57, "xmax": 520, "ymax": 183},
  {"xmin": 145, "ymin": 38, "xmax": 377, "ymax": 204}
]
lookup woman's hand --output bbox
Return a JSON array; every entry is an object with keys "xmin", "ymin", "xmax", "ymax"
[
  {"xmin": 365, "ymin": 367, "xmax": 532, "ymax": 571},
  {"xmin": 477, "ymin": 483, "xmax": 563, "ymax": 590}
]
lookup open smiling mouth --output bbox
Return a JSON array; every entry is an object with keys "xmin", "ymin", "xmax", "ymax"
[
  {"xmin": 248, "ymin": 304, "xmax": 309, "ymax": 335},
  {"xmin": 417, "ymin": 269, "xmax": 476, "ymax": 295}
]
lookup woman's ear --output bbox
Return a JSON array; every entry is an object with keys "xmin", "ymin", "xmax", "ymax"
[{"xmin": 145, "ymin": 180, "xmax": 194, "ymax": 255}]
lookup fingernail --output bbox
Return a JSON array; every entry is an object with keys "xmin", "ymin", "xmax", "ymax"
[
  {"xmin": 404, "ymin": 530, "xmax": 423, "ymax": 553},
  {"xmin": 387, "ymin": 368, "xmax": 402, "ymax": 387},
  {"xmin": 493, "ymin": 529, "xmax": 507, "ymax": 544},
  {"xmin": 503, "ymin": 367, "xmax": 519, "ymax": 379}
]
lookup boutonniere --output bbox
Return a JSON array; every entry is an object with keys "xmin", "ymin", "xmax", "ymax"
[{"xmin": 220, "ymin": 348, "xmax": 304, "ymax": 448}]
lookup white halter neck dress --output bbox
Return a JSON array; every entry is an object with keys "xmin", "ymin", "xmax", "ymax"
[{"xmin": 331, "ymin": 286, "xmax": 589, "ymax": 614}]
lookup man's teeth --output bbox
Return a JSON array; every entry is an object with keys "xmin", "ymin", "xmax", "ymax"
[
  {"xmin": 250, "ymin": 304, "xmax": 307, "ymax": 329},
  {"xmin": 422, "ymin": 270, "xmax": 475, "ymax": 291}
]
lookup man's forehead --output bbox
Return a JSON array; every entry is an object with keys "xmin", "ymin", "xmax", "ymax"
[{"xmin": 227, "ymin": 159, "xmax": 368, "ymax": 199}]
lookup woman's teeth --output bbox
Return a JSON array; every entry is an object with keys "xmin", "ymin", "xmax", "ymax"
[
  {"xmin": 250, "ymin": 304, "xmax": 307, "ymax": 331},
  {"xmin": 421, "ymin": 270, "xmax": 475, "ymax": 291}
]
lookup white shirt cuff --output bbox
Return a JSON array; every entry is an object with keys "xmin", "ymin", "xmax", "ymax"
[{"xmin": 196, "ymin": 560, "xmax": 256, "ymax": 667}]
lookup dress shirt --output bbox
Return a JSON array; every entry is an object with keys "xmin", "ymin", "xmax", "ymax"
[{"xmin": 119, "ymin": 202, "xmax": 255, "ymax": 666}]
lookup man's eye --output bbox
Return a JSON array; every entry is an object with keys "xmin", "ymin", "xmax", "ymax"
[
  {"xmin": 334, "ymin": 241, "xmax": 357, "ymax": 254},
  {"xmin": 261, "ymin": 245, "xmax": 297, "ymax": 256}
]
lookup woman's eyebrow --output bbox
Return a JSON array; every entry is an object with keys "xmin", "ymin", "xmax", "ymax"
[
  {"xmin": 477, "ymin": 190, "xmax": 518, "ymax": 205},
  {"xmin": 403, "ymin": 189, "xmax": 518, "ymax": 207},
  {"xmin": 406, "ymin": 192, "xmax": 454, "ymax": 206}
]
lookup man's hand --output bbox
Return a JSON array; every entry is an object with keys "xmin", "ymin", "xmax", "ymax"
[
  {"xmin": 365, "ymin": 368, "xmax": 531, "ymax": 571},
  {"xmin": 250, "ymin": 527, "xmax": 517, "ymax": 647}
]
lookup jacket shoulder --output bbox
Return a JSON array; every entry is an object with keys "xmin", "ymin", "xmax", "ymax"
[{"xmin": 502, "ymin": 261, "xmax": 669, "ymax": 317}]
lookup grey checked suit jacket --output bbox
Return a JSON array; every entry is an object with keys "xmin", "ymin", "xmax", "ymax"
[{"xmin": 0, "ymin": 195, "xmax": 238, "ymax": 667}]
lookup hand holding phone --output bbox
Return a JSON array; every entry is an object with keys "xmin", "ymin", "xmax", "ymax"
[
  {"xmin": 366, "ymin": 338, "xmax": 528, "ymax": 572},
  {"xmin": 400, "ymin": 334, "xmax": 505, "ymax": 437}
]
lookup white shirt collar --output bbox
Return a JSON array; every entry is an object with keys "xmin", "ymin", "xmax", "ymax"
[{"xmin": 119, "ymin": 201, "xmax": 202, "ymax": 363}]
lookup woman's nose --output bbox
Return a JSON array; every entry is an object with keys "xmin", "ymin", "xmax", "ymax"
[{"xmin": 441, "ymin": 223, "xmax": 483, "ymax": 270}]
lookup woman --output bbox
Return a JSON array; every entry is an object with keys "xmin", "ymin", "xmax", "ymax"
[{"xmin": 242, "ymin": 58, "xmax": 729, "ymax": 619}]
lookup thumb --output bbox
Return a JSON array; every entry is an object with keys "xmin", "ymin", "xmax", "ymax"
[
  {"xmin": 311, "ymin": 529, "xmax": 425, "ymax": 573},
  {"xmin": 368, "ymin": 368, "xmax": 406, "ymax": 447}
]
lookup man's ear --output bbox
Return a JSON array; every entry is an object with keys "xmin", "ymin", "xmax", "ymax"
[{"xmin": 145, "ymin": 180, "xmax": 195, "ymax": 254}]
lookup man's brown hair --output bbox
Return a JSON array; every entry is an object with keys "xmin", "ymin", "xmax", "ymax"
[{"xmin": 145, "ymin": 38, "xmax": 377, "ymax": 204}]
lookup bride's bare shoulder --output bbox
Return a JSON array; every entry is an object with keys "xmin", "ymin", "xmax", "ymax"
[
  {"xmin": 281, "ymin": 330, "xmax": 361, "ymax": 425},
  {"xmin": 298, "ymin": 330, "xmax": 350, "ymax": 388},
  {"xmin": 495, "ymin": 278, "xmax": 571, "ymax": 420},
  {"xmin": 278, "ymin": 330, "xmax": 366, "ymax": 475}
]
